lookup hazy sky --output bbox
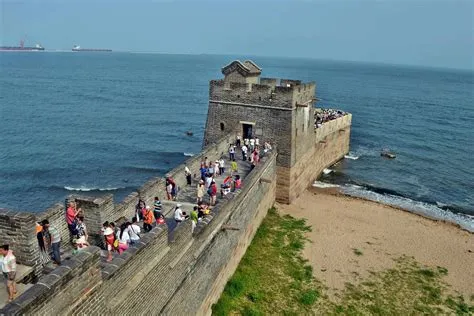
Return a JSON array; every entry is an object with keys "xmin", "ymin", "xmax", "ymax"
[{"xmin": 1, "ymin": 0, "xmax": 473, "ymax": 69}]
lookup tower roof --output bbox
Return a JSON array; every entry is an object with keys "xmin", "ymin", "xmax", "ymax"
[{"xmin": 222, "ymin": 60, "xmax": 262, "ymax": 77}]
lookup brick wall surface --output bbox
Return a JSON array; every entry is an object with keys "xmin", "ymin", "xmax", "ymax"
[
  {"xmin": 0, "ymin": 247, "xmax": 103, "ymax": 316},
  {"xmin": 0, "ymin": 209, "xmax": 37, "ymax": 267},
  {"xmin": 162, "ymin": 152, "xmax": 277, "ymax": 316}
]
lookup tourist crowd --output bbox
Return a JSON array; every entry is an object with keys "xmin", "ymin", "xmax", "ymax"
[
  {"xmin": 5, "ymin": 133, "xmax": 272, "ymax": 303},
  {"xmin": 314, "ymin": 108, "xmax": 347, "ymax": 128}
]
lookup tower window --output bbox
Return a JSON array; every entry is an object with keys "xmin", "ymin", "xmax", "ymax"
[
  {"xmin": 237, "ymin": 95, "xmax": 240, "ymax": 98},
  {"xmin": 220, "ymin": 122, "xmax": 225, "ymax": 131}
]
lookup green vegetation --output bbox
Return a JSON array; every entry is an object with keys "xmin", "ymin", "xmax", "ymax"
[{"xmin": 212, "ymin": 208, "xmax": 474, "ymax": 315}]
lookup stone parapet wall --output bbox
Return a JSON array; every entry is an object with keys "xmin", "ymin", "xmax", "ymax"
[
  {"xmin": 0, "ymin": 209, "xmax": 37, "ymax": 267},
  {"xmin": 0, "ymin": 247, "xmax": 103, "ymax": 315},
  {"xmin": 276, "ymin": 115, "xmax": 352, "ymax": 204},
  {"xmin": 164, "ymin": 151, "xmax": 277, "ymax": 315},
  {"xmin": 315, "ymin": 113, "xmax": 352, "ymax": 142},
  {"xmin": 0, "ymin": 151, "xmax": 277, "ymax": 315}
]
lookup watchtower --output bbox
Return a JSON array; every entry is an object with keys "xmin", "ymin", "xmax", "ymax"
[{"xmin": 203, "ymin": 60, "xmax": 318, "ymax": 203}]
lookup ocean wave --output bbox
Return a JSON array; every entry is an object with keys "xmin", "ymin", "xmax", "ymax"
[
  {"xmin": 63, "ymin": 186, "xmax": 125, "ymax": 192},
  {"xmin": 312, "ymin": 181, "xmax": 340, "ymax": 188},
  {"xmin": 344, "ymin": 154, "xmax": 359, "ymax": 160},
  {"xmin": 323, "ymin": 168, "xmax": 333, "ymax": 175},
  {"xmin": 340, "ymin": 184, "xmax": 474, "ymax": 232},
  {"xmin": 183, "ymin": 152, "xmax": 195, "ymax": 157}
]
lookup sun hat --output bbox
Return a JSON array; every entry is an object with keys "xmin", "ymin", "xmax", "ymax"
[
  {"xmin": 146, "ymin": 206, "xmax": 150, "ymax": 210},
  {"xmin": 177, "ymin": 203, "xmax": 182, "ymax": 207}
]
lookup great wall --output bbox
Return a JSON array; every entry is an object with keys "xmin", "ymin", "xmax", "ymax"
[{"xmin": 0, "ymin": 60, "xmax": 351, "ymax": 315}]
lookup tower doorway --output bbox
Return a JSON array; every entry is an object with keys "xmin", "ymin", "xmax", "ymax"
[{"xmin": 242, "ymin": 123, "xmax": 253, "ymax": 139}]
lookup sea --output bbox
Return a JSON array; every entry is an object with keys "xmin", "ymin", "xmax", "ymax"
[{"xmin": 1, "ymin": 52, "xmax": 473, "ymax": 231}]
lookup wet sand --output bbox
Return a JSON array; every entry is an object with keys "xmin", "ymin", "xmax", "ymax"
[{"xmin": 277, "ymin": 189, "xmax": 474, "ymax": 297}]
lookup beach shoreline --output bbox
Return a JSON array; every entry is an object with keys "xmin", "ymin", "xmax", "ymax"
[
  {"xmin": 312, "ymin": 186, "xmax": 474, "ymax": 234},
  {"xmin": 277, "ymin": 188, "xmax": 474, "ymax": 298}
]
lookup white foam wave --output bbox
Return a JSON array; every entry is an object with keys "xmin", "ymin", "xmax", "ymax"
[
  {"xmin": 341, "ymin": 185, "xmax": 474, "ymax": 232},
  {"xmin": 64, "ymin": 186, "xmax": 123, "ymax": 192},
  {"xmin": 344, "ymin": 154, "xmax": 359, "ymax": 160},
  {"xmin": 183, "ymin": 152, "xmax": 195, "ymax": 157},
  {"xmin": 323, "ymin": 168, "xmax": 333, "ymax": 175},
  {"xmin": 312, "ymin": 181, "xmax": 340, "ymax": 188}
]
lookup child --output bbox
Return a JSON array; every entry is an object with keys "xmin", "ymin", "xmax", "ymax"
[{"xmin": 153, "ymin": 196, "xmax": 163, "ymax": 222}]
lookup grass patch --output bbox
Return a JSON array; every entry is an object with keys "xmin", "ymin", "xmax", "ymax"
[
  {"xmin": 212, "ymin": 207, "xmax": 319, "ymax": 315},
  {"xmin": 212, "ymin": 208, "xmax": 474, "ymax": 315},
  {"xmin": 353, "ymin": 248, "xmax": 363, "ymax": 256}
]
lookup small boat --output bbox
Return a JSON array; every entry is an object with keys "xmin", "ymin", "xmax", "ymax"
[
  {"xmin": 381, "ymin": 151, "xmax": 396, "ymax": 159},
  {"xmin": 185, "ymin": 131, "xmax": 193, "ymax": 136}
]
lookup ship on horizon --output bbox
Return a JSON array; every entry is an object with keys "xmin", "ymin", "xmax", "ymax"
[
  {"xmin": 72, "ymin": 45, "xmax": 112, "ymax": 52},
  {"xmin": 0, "ymin": 40, "xmax": 44, "ymax": 52}
]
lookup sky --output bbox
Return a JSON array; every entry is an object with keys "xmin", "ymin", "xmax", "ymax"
[{"xmin": 0, "ymin": 0, "xmax": 473, "ymax": 70}]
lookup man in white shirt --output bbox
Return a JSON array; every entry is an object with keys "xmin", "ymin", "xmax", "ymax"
[
  {"xmin": 0, "ymin": 244, "xmax": 16, "ymax": 302},
  {"xmin": 249, "ymin": 138, "xmax": 255, "ymax": 152},
  {"xmin": 174, "ymin": 204, "xmax": 188, "ymax": 223},
  {"xmin": 241, "ymin": 145, "xmax": 248, "ymax": 161},
  {"xmin": 128, "ymin": 218, "xmax": 141, "ymax": 245},
  {"xmin": 219, "ymin": 158, "xmax": 225, "ymax": 175}
]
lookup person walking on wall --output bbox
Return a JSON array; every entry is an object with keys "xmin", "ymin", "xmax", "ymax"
[
  {"xmin": 42, "ymin": 220, "xmax": 61, "ymax": 265},
  {"xmin": 219, "ymin": 158, "xmax": 225, "ymax": 175},
  {"xmin": 229, "ymin": 144, "xmax": 235, "ymax": 160},
  {"xmin": 241, "ymin": 144, "xmax": 248, "ymax": 161},
  {"xmin": 185, "ymin": 166, "xmax": 192, "ymax": 186},
  {"xmin": 36, "ymin": 222, "xmax": 50, "ymax": 265},
  {"xmin": 230, "ymin": 159, "xmax": 238, "ymax": 176},
  {"xmin": 197, "ymin": 180, "xmax": 205, "ymax": 203},
  {"xmin": 209, "ymin": 181, "xmax": 218, "ymax": 206},
  {"xmin": 0, "ymin": 245, "xmax": 17, "ymax": 302}
]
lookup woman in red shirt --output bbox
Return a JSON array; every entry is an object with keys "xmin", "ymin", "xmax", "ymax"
[{"xmin": 209, "ymin": 181, "xmax": 217, "ymax": 206}]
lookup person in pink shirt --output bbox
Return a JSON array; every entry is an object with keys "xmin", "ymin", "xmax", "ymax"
[{"xmin": 66, "ymin": 201, "xmax": 80, "ymax": 235}]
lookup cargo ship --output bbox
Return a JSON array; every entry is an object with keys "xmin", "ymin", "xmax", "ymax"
[
  {"xmin": 72, "ymin": 45, "xmax": 112, "ymax": 52},
  {"xmin": 0, "ymin": 40, "xmax": 44, "ymax": 52}
]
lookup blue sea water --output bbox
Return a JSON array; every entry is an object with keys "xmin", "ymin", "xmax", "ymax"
[{"xmin": 1, "ymin": 53, "xmax": 473, "ymax": 230}]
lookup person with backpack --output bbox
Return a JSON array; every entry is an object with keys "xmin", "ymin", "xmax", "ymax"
[{"xmin": 128, "ymin": 218, "xmax": 141, "ymax": 245}]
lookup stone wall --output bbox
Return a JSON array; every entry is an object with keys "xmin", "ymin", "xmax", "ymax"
[
  {"xmin": 0, "ymin": 247, "xmax": 103, "ymax": 315},
  {"xmin": 163, "ymin": 151, "xmax": 277, "ymax": 315},
  {"xmin": 0, "ymin": 209, "xmax": 37, "ymax": 267},
  {"xmin": 0, "ymin": 150, "xmax": 277, "ymax": 316},
  {"xmin": 276, "ymin": 114, "xmax": 352, "ymax": 204}
]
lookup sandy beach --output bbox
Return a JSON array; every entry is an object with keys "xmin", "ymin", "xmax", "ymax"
[{"xmin": 277, "ymin": 188, "xmax": 474, "ymax": 298}]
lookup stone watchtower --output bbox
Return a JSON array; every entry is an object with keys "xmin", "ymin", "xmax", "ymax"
[{"xmin": 203, "ymin": 60, "xmax": 325, "ymax": 204}]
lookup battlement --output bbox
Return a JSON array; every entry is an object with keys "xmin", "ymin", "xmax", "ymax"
[{"xmin": 210, "ymin": 77, "xmax": 315, "ymax": 109}]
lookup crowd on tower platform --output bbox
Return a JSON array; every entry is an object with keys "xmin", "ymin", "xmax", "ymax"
[{"xmin": 314, "ymin": 108, "xmax": 347, "ymax": 128}]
